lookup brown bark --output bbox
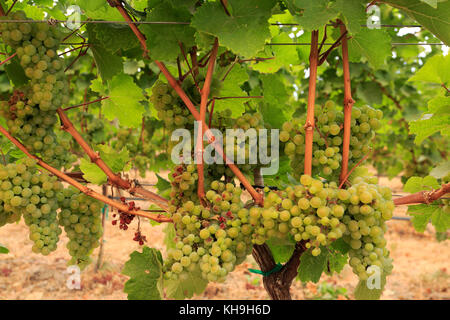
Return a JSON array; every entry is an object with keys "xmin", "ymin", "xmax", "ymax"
[
  {"xmin": 304, "ymin": 30, "xmax": 319, "ymax": 175},
  {"xmin": 252, "ymin": 242, "xmax": 307, "ymax": 300},
  {"xmin": 394, "ymin": 183, "xmax": 450, "ymax": 205},
  {"xmin": 338, "ymin": 22, "xmax": 355, "ymax": 185}
]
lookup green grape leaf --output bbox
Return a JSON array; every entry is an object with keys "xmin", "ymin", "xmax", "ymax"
[
  {"xmin": 408, "ymin": 54, "xmax": 450, "ymax": 84},
  {"xmin": 79, "ymin": 158, "xmax": 107, "ymax": 185},
  {"xmin": 354, "ymin": 273, "xmax": 387, "ymax": 300},
  {"xmin": 335, "ymin": 0, "xmax": 366, "ymax": 35},
  {"xmin": 164, "ymin": 265, "xmax": 209, "ymax": 300},
  {"xmin": 326, "ymin": 251, "xmax": 348, "ymax": 275},
  {"xmin": 407, "ymin": 204, "xmax": 449, "ymax": 233},
  {"xmin": 431, "ymin": 208, "xmax": 450, "ymax": 232},
  {"xmin": 410, "ymin": 211, "xmax": 434, "ymax": 232},
  {"xmin": 420, "ymin": 0, "xmax": 439, "ymax": 8},
  {"xmin": 262, "ymin": 156, "xmax": 291, "ymax": 188},
  {"xmin": 78, "ymin": 0, "xmax": 123, "ymax": 20},
  {"xmin": 429, "ymin": 161, "xmax": 450, "ymax": 179},
  {"xmin": 88, "ymin": 25, "xmax": 123, "ymax": 81},
  {"xmin": 261, "ymin": 74, "xmax": 289, "ymax": 106},
  {"xmin": 428, "ymin": 96, "xmax": 450, "ymax": 115},
  {"xmin": 214, "ymin": 65, "xmax": 249, "ymax": 117},
  {"xmin": 252, "ymin": 33, "xmax": 300, "ymax": 73},
  {"xmin": 155, "ymin": 173, "xmax": 171, "ymax": 193},
  {"xmin": 163, "ymin": 224, "xmax": 177, "ymax": 250},
  {"xmin": 329, "ymin": 238, "xmax": 351, "ymax": 254},
  {"xmin": 409, "ymin": 114, "xmax": 450, "ymax": 145},
  {"xmin": 3, "ymin": 54, "xmax": 28, "ymax": 87},
  {"xmin": 192, "ymin": 0, "xmax": 277, "ymax": 58},
  {"xmin": 297, "ymin": 248, "xmax": 328, "ymax": 283},
  {"xmin": 122, "ymin": 247, "xmax": 164, "ymax": 300},
  {"xmin": 257, "ymin": 101, "xmax": 289, "ymax": 130},
  {"xmin": 385, "ymin": 0, "xmax": 450, "ymax": 46},
  {"xmin": 103, "ymin": 73, "xmax": 145, "ymax": 128},
  {"xmin": 356, "ymin": 82, "xmax": 383, "ymax": 105},
  {"xmin": 96, "ymin": 144, "xmax": 130, "ymax": 173},
  {"xmin": 89, "ymin": 24, "xmax": 140, "ymax": 54},
  {"xmin": 0, "ymin": 244, "xmax": 9, "ymax": 254},
  {"xmin": 266, "ymin": 237, "xmax": 296, "ymax": 264},
  {"xmin": 347, "ymin": 29, "xmax": 392, "ymax": 69},
  {"xmin": 286, "ymin": 0, "xmax": 339, "ymax": 31},
  {"xmin": 141, "ymin": 2, "xmax": 195, "ymax": 61},
  {"xmin": 403, "ymin": 175, "xmax": 440, "ymax": 193},
  {"xmin": 90, "ymin": 78, "xmax": 106, "ymax": 95},
  {"xmin": 10, "ymin": 1, "xmax": 45, "ymax": 19}
]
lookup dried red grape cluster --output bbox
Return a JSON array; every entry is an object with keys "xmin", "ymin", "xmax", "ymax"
[
  {"xmin": 111, "ymin": 197, "xmax": 140, "ymax": 230},
  {"xmin": 133, "ymin": 231, "xmax": 147, "ymax": 246},
  {"xmin": 111, "ymin": 197, "xmax": 147, "ymax": 245}
]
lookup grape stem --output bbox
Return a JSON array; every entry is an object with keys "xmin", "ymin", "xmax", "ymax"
[
  {"xmin": 338, "ymin": 21, "xmax": 355, "ymax": 185},
  {"xmin": 190, "ymin": 46, "xmax": 199, "ymax": 78},
  {"xmin": 338, "ymin": 153, "xmax": 371, "ymax": 189},
  {"xmin": 56, "ymin": 108, "xmax": 170, "ymax": 211},
  {"xmin": 62, "ymin": 96, "xmax": 109, "ymax": 111},
  {"xmin": 304, "ymin": 30, "xmax": 319, "ymax": 176},
  {"xmin": 313, "ymin": 117, "xmax": 329, "ymax": 148},
  {"xmin": 178, "ymin": 41, "xmax": 201, "ymax": 92},
  {"xmin": 109, "ymin": 0, "xmax": 264, "ymax": 206},
  {"xmin": 393, "ymin": 183, "xmax": 450, "ymax": 205},
  {"xmin": 58, "ymin": 44, "xmax": 90, "ymax": 57},
  {"xmin": 109, "ymin": 0, "xmax": 149, "ymax": 58},
  {"xmin": 220, "ymin": 0, "xmax": 231, "ymax": 16},
  {"xmin": 197, "ymin": 38, "xmax": 219, "ymax": 203},
  {"xmin": 0, "ymin": 52, "xmax": 17, "ymax": 66},
  {"xmin": 0, "ymin": 124, "xmax": 172, "ymax": 222},
  {"xmin": 5, "ymin": 0, "xmax": 18, "ymax": 16}
]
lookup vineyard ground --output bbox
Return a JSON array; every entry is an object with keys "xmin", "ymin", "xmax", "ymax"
[{"xmin": 0, "ymin": 173, "xmax": 448, "ymax": 300}]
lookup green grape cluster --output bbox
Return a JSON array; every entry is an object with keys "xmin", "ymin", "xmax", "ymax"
[
  {"xmin": 0, "ymin": 12, "xmax": 74, "ymax": 169},
  {"xmin": 72, "ymin": 111, "xmax": 106, "ymax": 146},
  {"xmin": 218, "ymin": 51, "xmax": 237, "ymax": 67},
  {"xmin": 163, "ymin": 164, "xmax": 394, "ymax": 286},
  {"xmin": 280, "ymin": 101, "xmax": 382, "ymax": 180},
  {"xmin": 112, "ymin": 128, "xmax": 138, "ymax": 153},
  {"xmin": 168, "ymin": 164, "xmax": 199, "ymax": 212},
  {"xmin": 206, "ymin": 112, "xmax": 270, "ymax": 181},
  {"xmin": 340, "ymin": 176, "xmax": 394, "ymax": 281},
  {"xmin": 150, "ymin": 80, "xmax": 194, "ymax": 137},
  {"xmin": 163, "ymin": 181, "xmax": 253, "ymax": 283},
  {"xmin": 183, "ymin": 78, "xmax": 223, "ymax": 107},
  {"xmin": 58, "ymin": 187, "xmax": 103, "ymax": 269},
  {"xmin": 0, "ymin": 158, "xmax": 63, "ymax": 255}
]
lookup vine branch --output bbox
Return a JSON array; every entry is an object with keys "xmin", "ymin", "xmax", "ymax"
[
  {"xmin": 394, "ymin": 183, "xmax": 450, "ymax": 206},
  {"xmin": 338, "ymin": 21, "xmax": 355, "ymax": 185},
  {"xmin": 197, "ymin": 38, "xmax": 219, "ymax": 202},
  {"xmin": 304, "ymin": 30, "xmax": 319, "ymax": 176},
  {"xmin": 0, "ymin": 124, "xmax": 171, "ymax": 222},
  {"xmin": 56, "ymin": 108, "xmax": 169, "ymax": 211},
  {"xmin": 109, "ymin": 0, "xmax": 263, "ymax": 205}
]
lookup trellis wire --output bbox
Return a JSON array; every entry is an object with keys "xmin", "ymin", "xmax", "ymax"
[
  {"xmin": 0, "ymin": 19, "xmax": 190, "ymax": 25},
  {"xmin": 266, "ymin": 42, "xmax": 446, "ymax": 46},
  {"xmin": 0, "ymin": 20, "xmax": 422, "ymax": 27}
]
